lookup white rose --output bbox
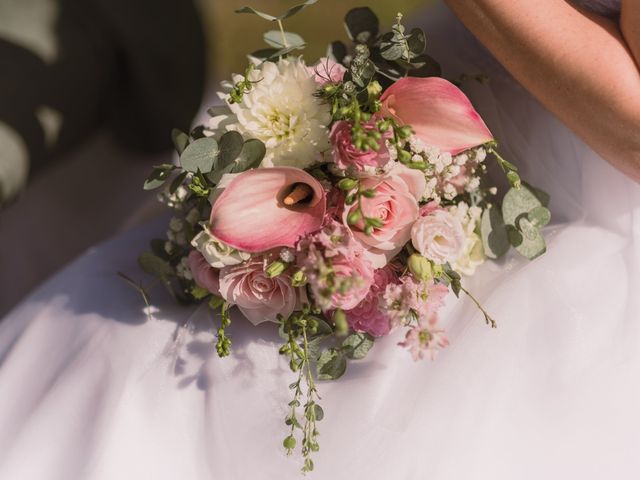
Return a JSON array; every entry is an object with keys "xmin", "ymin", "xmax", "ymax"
[
  {"xmin": 191, "ymin": 228, "xmax": 250, "ymax": 269},
  {"xmin": 411, "ymin": 210, "xmax": 466, "ymax": 264}
]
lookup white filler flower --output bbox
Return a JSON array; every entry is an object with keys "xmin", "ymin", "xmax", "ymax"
[{"xmin": 224, "ymin": 57, "xmax": 331, "ymax": 168}]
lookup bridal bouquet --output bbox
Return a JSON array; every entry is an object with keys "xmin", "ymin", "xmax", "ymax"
[{"xmin": 133, "ymin": 1, "xmax": 550, "ymax": 472}]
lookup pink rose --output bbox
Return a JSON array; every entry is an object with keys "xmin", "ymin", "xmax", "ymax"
[
  {"xmin": 343, "ymin": 164, "xmax": 426, "ymax": 268},
  {"xmin": 329, "ymin": 120, "xmax": 391, "ymax": 172},
  {"xmin": 218, "ymin": 257, "xmax": 305, "ymax": 325},
  {"xmin": 326, "ymin": 252, "xmax": 374, "ymax": 310},
  {"xmin": 411, "ymin": 210, "xmax": 466, "ymax": 264},
  {"xmin": 309, "ymin": 57, "xmax": 346, "ymax": 85},
  {"xmin": 188, "ymin": 250, "xmax": 220, "ymax": 295},
  {"xmin": 345, "ymin": 266, "xmax": 398, "ymax": 337}
]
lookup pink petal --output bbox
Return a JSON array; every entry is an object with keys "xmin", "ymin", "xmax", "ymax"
[
  {"xmin": 210, "ymin": 167, "xmax": 326, "ymax": 252},
  {"xmin": 380, "ymin": 77, "xmax": 493, "ymax": 154}
]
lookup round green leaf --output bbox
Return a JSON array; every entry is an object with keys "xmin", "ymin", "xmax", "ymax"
[
  {"xmin": 406, "ymin": 28, "xmax": 426, "ymax": 56},
  {"xmin": 263, "ymin": 30, "xmax": 305, "ymax": 49},
  {"xmin": 218, "ymin": 131, "xmax": 244, "ymax": 168},
  {"xmin": 501, "ymin": 184, "xmax": 543, "ymax": 225},
  {"xmin": 180, "ymin": 137, "xmax": 218, "ymax": 173},
  {"xmin": 480, "ymin": 206, "xmax": 510, "ymax": 259},
  {"xmin": 138, "ymin": 252, "xmax": 174, "ymax": 277},
  {"xmin": 528, "ymin": 205, "xmax": 551, "ymax": 228},
  {"xmin": 234, "ymin": 139, "xmax": 266, "ymax": 172},
  {"xmin": 341, "ymin": 333, "xmax": 374, "ymax": 360},
  {"xmin": 171, "ymin": 128, "xmax": 190, "ymax": 155},
  {"xmin": 317, "ymin": 349, "xmax": 347, "ymax": 381},
  {"xmin": 514, "ymin": 228, "xmax": 547, "ymax": 260},
  {"xmin": 345, "ymin": 7, "xmax": 379, "ymax": 44}
]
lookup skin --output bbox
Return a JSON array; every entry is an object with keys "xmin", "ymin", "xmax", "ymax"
[{"xmin": 443, "ymin": 0, "xmax": 640, "ymax": 182}]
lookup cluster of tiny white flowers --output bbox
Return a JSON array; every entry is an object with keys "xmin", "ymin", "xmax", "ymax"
[
  {"xmin": 158, "ymin": 185, "xmax": 189, "ymax": 209},
  {"xmin": 176, "ymin": 256, "xmax": 193, "ymax": 280},
  {"xmin": 407, "ymin": 136, "xmax": 487, "ymax": 202},
  {"xmin": 279, "ymin": 248, "xmax": 296, "ymax": 263},
  {"xmin": 167, "ymin": 216, "xmax": 189, "ymax": 246}
]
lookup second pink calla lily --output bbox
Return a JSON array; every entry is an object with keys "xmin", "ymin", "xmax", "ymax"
[
  {"xmin": 209, "ymin": 167, "xmax": 326, "ymax": 252},
  {"xmin": 380, "ymin": 76, "xmax": 493, "ymax": 155}
]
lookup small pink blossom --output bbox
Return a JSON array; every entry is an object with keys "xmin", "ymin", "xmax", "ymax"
[
  {"xmin": 344, "ymin": 266, "xmax": 399, "ymax": 337},
  {"xmin": 411, "ymin": 210, "xmax": 466, "ymax": 265},
  {"xmin": 309, "ymin": 57, "xmax": 346, "ymax": 85},
  {"xmin": 297, "ymin": 221, "xmax": 374, "ymax": 311},
  {"xmin": 398, "ymin": 313, "xmax": 449, "ymax": 361},
  {"xmin": 188, "ymin": 250, "xmax": 220, "ymax": 295},
  {"xmin": 218, "ymin": 256, "xmax": 305, "ymax": 325},
  {"xmin": 343, "ymin": 164, "xmax": 426, "ymax": 268},
  {"xmin": 381, "ymin": 275, "xmax": 449, "ymax": 326},
  {"xmin": 329, "ymin": 120, "xmax": 391, "ymax": 172}
]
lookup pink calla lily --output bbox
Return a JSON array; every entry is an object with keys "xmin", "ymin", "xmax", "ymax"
[
  {"xmin": 210, "ymin": 167, "xmax": 326, "ymax": 252},
  {"xmin": 380, "ymin": 76, "xmax": 493, "ymax": 155}
]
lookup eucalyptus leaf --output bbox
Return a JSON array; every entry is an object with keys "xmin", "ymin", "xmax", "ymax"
[
  {"xmin": 138, "ymin": 252, "xmax": 174, "ymax": 278},
  {"xmin": 514, "ymin": 228, "xmax": 546, "ymax": 260},
  {"xmin": 313, "ymin": 404, "xmax": 324, "ymax": 421},
  {"xmin": 263, "ymin": 30, "xmax": 305, "ymax": 49},
  {"xmin": 278, "ymin": 0, "xmax": 318, "ymax": 20},
  {"xmin": 341, "ymin": 333, "xmax": 374, "ymax": 360},
  {"xmin": 327, "ymin": 41, "xmax": 347, "ymax": 63},
  {"xmin": 379, "ymin": 32, "xmax": 404, "ymax": 61},
  {"xmin": 406, "ymin": 28, "xmax": 426, "ymax": 56},
  {"xmin": 408, "ymin": 55, "xmax": 442, "ymax": 77},
  {"xmin": 524, "ymin": 182, "xmax": 551, "ymax": 207},
  {"xmin": 180, "ymin": 137, "xmax": 219, "ymax": 173},
  {"xmin": 317, "ymin": 349, "xmax": 347, "ymax": 381},
  {"xmin": 501, "ymin": 184, "xmax": 544, "ymax": 225},
  {"xmin": 507, "ymin": 225, "xmax": 524, "ymax": 247},
  {"xmin": 251, "ymin": 48, "xmax": 279, "ymax": 59},
  {"xmin": 351, "ymin": 59, "xmax": 376, "ymax": 87},
  {"xmin": 234, "ymin": 6, "xmax": 277, "ymax": 21},
  {"xmin": 307, "ymin": 337, "xmax": 323, "ymax": 362},
  {"xmin": 206, "ymin": 162, "xmax": 236, "ymax": 185},
  {"xmin": 218, "ymin": 131, "xmax": 244, "ymax": 168},
  {"xmin": 169, "ymin": 170, "xmax": 189, "ymax": 194},
  {"xmin": 143, "ymin": 165, "xmax": 175, "ymax": 190},
  {"xmin": 344, "ymin": 7, "xmax": 379, "ymax": 44},
  {"xmin": 480, "ymin": 206, "xmax": 510, "ymax": 259},
  {"xmin": 528, "ymin": 205, "xmax": 551, "ymax": 228},
  {"xmin": 312, "ymin": 317, "xmax": 333, "ymax": 336},
  {"xmin": 518, "ymin": 217, "xmax": 539, "ymax": 241},
  {"xmin": 171, "ymin": 128, "xmax": 190, "ymax": 155},
  {"xmin": 150, "ymin": 238, "xmax": 169, "ymax": 259},
  {"xmin": 234, "ymin": 139, "xmax": 266, "ymax": 172}
]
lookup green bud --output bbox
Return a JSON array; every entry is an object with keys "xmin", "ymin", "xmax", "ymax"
[
  {"xmin": 344, "ymin": 193, "xmax": 357, "ymax": 205},
  {"xmin": 406, "ymin": 161, "xmax": 427, "ymax": 170},
  {"xmin": 333, "ymin": 309, "xmax": 349, "ymax": 336},
  {"xmin": 347, "ymin": 210, "xmax": 362, "ymax": 225},
  {"xmin": 360, "ymin": 189, "xmax": 376, "ymax": 198},
  {"xmin": 507, "ymin": 170, "xmax": 521, "ymax": 189},
  {"xmin": 377, "ymin": 120, "xmax": 390, "ymax": 132},
  {"xmin": 291, "ymin": 269, "xmax": 307, "ymax": 287},
  {"xmin": 338, "ymin": 178, "xmax": 358, "ymax": 191},
  {"xmin": 266, "ymin": 260, "xmax": 287, "ymax": 278},
  {"xmin": 367, "ymin": 80, "xmax": 383, "ymax": 97},
  {"xmin": 283, "ymin": 435, "xmax": 297, "ymax": 451},
  {"xmin": 408, "ymin": 254, "xmax": 433, "ymax": 281},
  {"xmin": 397, "ymin": 149, "xmax": 412, "ymax": 163},
  {"xmin": 364, "ymin": 224, "xmax": 374, "ymax": 236},
  {"xmin": 398, "ymin": 125, "xmax": 413, "ymax": 139}
]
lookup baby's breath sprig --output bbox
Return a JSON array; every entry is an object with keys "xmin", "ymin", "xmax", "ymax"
[{"xmin": 279, "ymin": 310, "xmax": 325, "ymax": 473}]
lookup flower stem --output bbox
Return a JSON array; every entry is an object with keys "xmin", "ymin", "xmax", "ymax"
[{"xmin": 277, "ymin": 19, "xmax": 289, "ymax": 48}]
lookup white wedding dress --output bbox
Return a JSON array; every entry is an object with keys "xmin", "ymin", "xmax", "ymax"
[{"xmin": 1, "ymin": 1, "xmax": 638, "ymax": 479}]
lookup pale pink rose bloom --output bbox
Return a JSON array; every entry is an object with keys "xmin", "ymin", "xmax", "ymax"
[
  {"xmin": 411, "ymin": 210, "xmax": 466, "ymax": 264},
  {"xmin": 345, "ymin": 266, "xmax": 398, "ymax": 337},
  {"xmin": 343, "ymin": 164, "xmax": 426, "ymax": 268},
  {"xmin": 329, "ymin": 120, "xmax": 391, "ymax": 172},
  {"xmin": 398, "ymin": 313, "xmax": 449, "ymax": 361},
  {"xmin": 218, "ymin": 257, "xmax": 304, "ymax": 325},
  {"xmin": 309, "ymin": 57, "xmax": 346, "ymax": 85},
  {"xmin": 327, "ymin": 253, "xmax": 374, "ymax": 310},
  {"xmin": 210, "ymin": 167, "xmax": 326, "ymax": 253},
  {"xmin": 188, "ymin": 250, "xmax": 220, "ymax": 295},
  {"xmin": 380, "ymin": 76, "xmax": 493, "ymax": 155}
]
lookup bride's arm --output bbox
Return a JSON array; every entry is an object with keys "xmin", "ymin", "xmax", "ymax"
[{"xmin": 443, "ymin": 0, "xmax": 640, "ymax": 182}]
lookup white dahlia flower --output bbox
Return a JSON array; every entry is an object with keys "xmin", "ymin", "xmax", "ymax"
[{"xmin": 213, "ymin": 57, "xmax": 331, "ymax": 168}]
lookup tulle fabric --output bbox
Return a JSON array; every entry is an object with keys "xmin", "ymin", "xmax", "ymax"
[{"xmin": 1, "ymin": 3, "xmax": 639, "ymax": 479}]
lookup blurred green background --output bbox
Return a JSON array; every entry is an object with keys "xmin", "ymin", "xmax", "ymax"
[{"xmin": 200, "ymin": 0, "xmax": 433, "ymax": 77}]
